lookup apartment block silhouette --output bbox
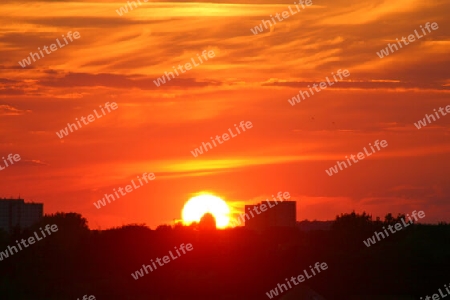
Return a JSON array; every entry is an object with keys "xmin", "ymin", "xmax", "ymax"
[
  {"xmin": 245, "ymin": 201, "xmax": 296, "ymax": 231},
  {"xmin": 0, "ymin": 198, "xmax": 43, "ymax": 232}
]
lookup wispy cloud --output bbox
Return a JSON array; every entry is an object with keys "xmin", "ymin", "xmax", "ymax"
[{"xmin": 0, "ymin": 105, "xmax": 31, "ymax": 116}]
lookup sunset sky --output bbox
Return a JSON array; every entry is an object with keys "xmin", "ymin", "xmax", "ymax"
[{"xmin": 1, "ymin": 0, "xmax": 449, "ymax": 229}]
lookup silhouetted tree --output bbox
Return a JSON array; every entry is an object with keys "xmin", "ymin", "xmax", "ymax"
[
  {"xmin": 155, "ymin": 224, "xmax": 172, "ymax": 232},
  {"xmin": 1, "ymin": 211, "xmax": 449, "ymax": 300},
  {"xmin": 332, "ymin": 211, "xmax": 373, "ymax": 232},
  {"xmin": 199, "ymin": 213, "xmax": 216, "ymax": 230},
  {"xmin": 36, "ymin": 212, "xmax": 89, "ymax": 233}
]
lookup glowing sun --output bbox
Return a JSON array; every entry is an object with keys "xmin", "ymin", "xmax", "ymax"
[{"xmin": 182, "ymin": 194, "xmax": 230, "ymax": 228}]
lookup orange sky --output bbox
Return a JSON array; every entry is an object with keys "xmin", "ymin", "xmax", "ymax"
[{"xmin": 1, "ymin": 0, "xmax": 449, "ymax": 229}]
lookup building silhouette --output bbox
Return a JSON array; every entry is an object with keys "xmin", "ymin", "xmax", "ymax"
[
  {"xmin": 0, "ymin": 198, "xmax": 43, "ymax": 232},
  {"xmin": 245, "ymin": 201, "xmax": 296, "ymax": 231}
]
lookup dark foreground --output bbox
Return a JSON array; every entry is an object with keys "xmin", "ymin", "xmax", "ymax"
[{"xmin": 0, "ymin": 212, "xmax": 449, "ymax": 300}]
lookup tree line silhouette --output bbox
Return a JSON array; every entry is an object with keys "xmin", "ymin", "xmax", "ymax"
[{"xmin": 0, "ymin": 211, "xmax": 449, "ymax": 299}]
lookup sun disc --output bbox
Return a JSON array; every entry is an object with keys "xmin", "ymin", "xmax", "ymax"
[{"xmin": 182, "ymin": 194, "xmax": 230, "ymax": 228}]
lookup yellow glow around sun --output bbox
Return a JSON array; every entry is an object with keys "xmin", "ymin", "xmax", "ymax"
[{"xmin": 182, "ymin": 194, "xmax": 230, "ymax": 228}]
